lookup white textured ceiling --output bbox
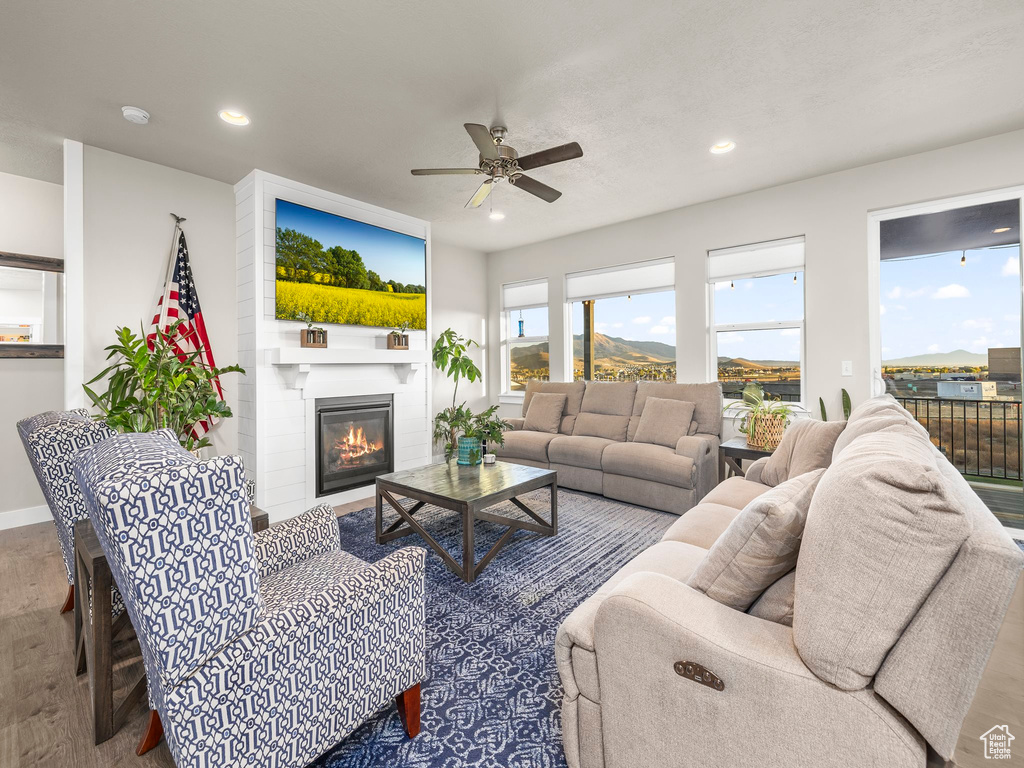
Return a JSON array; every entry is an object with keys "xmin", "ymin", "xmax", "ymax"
[{"xmin": 2, "ymin": 0, "xmax": 1023, "ymax": 252}]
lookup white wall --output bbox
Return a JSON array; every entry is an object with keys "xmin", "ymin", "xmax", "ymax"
[
  {"xmin": 486, "ymin": 129, "xmax": 1024, "ymax": 419},
  {"xmin": 430, "ymin": 240, "xmax": 489, "ymax": 433},
  {"xmin": 0, "ymin": 170, "xmax": 65, "ymax": 525},
  {"xmin": 82, "ymin": 146, "xmax": 239, "ymax": 456}
]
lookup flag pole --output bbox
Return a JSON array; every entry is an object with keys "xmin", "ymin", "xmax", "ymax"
[{"xmin": 157, "ymin": 213, "xmax": 186, "ymax": 334}]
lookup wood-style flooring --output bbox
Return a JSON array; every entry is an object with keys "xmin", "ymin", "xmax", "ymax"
[{"xmin": 0, "ymin": 501, "xmax": 1020, "ymax": 767}]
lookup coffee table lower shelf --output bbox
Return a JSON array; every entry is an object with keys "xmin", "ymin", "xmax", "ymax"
[{"xmin": 375, "ymin": 462, "xmax": 558, "ymax": 583}]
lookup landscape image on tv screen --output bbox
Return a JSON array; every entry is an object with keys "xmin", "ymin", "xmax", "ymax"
[{"xmin": 274, "ymin": 199, "xmax": 426, "ymax": 330}]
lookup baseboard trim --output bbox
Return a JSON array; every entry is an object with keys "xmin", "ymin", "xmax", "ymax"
[{"xmin": 0, "ymin": 504, "xmax": 51, "ymax": 531}]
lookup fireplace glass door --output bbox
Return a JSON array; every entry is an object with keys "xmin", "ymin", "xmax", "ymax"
[{"xmin": 316, "ymin": 395, "xmax": 393, "ymax": 496}]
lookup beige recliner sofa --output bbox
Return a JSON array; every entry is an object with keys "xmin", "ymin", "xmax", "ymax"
[
  {"xmin": 556, "ymin": 395, "xmax": 1024, "ymax": 768},
  {"xmin": 493, "ymin": 380, "xmax": 723, "ymax": 515}
]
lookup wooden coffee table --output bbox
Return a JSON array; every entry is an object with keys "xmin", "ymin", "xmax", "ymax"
[{"xmin": 375, "ymin": 461, "xmax": 557, "ymax": 583}]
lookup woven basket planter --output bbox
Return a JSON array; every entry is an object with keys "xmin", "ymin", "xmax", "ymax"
[{"xmin": 747, "ymin": 414, "xmax": 787, "ymax": 450}]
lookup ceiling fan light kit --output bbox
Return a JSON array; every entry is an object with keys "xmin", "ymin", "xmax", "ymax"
[{"xmin": 411, "ymin": 123, "xmax": 583, "ymax": 210}]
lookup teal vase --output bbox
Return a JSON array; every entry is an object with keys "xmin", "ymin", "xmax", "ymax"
[{"xmin": 457, "ymin": 436, "xmax": 482, "ymax": 466}]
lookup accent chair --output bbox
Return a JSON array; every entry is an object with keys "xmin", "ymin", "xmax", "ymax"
[{"xmin": 74, "ymin": 429, "xmax": 426, "ymax": 767}]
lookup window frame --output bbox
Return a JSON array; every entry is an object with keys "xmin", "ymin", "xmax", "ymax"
[
  {"xmin": 707, "ymin": 238, "xmax": 806, "ymax": 405},
  {"xmin": 501, "ymin": 278, "xmax": 549, "ymax": 398}
]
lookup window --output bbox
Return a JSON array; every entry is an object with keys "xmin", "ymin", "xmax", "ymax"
[
  {"xmin": 708, "ymin": 237, "xmax": 805, "ymax": 402},
  {"xmin": 567, "ymin": 258, "xmax": 676, "ymax": 382},
  {"xmin": 502, "ymin": 279, "xmax": 549, "ymax": 393}
]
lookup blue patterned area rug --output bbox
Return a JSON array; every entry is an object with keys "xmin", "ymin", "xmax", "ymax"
[{"xmin": 313, "ymin": 489, "xmax": 676, "ymax": 768}]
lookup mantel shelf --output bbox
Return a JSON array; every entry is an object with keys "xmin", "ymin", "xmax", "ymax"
[
  {"xmin": 269, "ymin": 347, "xmax": 428, "ymax": 390},
  {"xmin": 270, "ymin": 347, "xmax": 429, "ymax": 366}
]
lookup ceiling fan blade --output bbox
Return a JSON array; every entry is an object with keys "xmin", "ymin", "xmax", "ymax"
[
  {"xmin": 464, "ymin": 123, "xmax": 499, "ymax": 161},
  {"xmin": 410, "ymin": 168, "xmax": 482, "ymax": 175},
  {"xmin": 516, "ymin": 142, "xmax": 583, "ymax": 171},
  {"xmin": 512, "ymin": 174, "xmax": 562, "ymax": 203},
  {"xmin": 465, "ymin": 178, "xmax": 493, "ymax": 208}
]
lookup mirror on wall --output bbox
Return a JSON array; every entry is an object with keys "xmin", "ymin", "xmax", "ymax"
[{"xmin": 0, "ymin": 252, "xmax": 64, "ymax": 358}]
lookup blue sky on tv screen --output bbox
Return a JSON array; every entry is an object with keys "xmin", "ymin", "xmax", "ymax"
[{"xmin": 276, "ymin": 199, "xmax": 426, "ymax": 286}]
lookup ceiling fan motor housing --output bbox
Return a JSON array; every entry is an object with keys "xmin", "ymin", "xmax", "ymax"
[{"xmin": 481, "ymin": 143, "xmax": 520, "ymax": 180}]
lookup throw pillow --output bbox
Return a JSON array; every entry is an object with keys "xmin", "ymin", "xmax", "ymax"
[
  {"xmin": 748, "ymin": 570, "xmax": 796, "ymax": 626},
  {"xmin": 794, "ymin": 425, "xmax": 969, "ymax": 691},
  {"xmin": 687, "ymin": 469, "xmax": 824, "ymax": 611},
  {"xmin": 760, "ymin": 418, "xmax": 846, "ymax": 486},
  {"xmin": 633, "ymin": 397, "xmax": 696, "ymax": 449},
  {"xmin": 523, "ymin": 392, "xmax": 567, "ymax": 434}
]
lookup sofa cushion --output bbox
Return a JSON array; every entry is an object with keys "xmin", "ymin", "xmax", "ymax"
[
  {"xmin": 601, "ymin": 442, "xmax": 696, "ymax": 489},
  {"xmin": 795, "ymin": 426, "xmax": 970, "ymax": 691},
  {"xmin": 761, "ymin": 418, "xmax": 846, "ymax": 486},
  {"xmin": 688, "ymin": 469, "xmax": 823, "ymax": 611},
  {"xmin": 581, "ymin": 381, "xmax": 637, "ymax": 416},
  {"xmin": 661, "ymin": 502, "xmax": 741, "ymax": 549},
  {"xmin": 573, "ymin": 412, "xmax": 630, "ymax": 441},
  {"xmin": 701, "ymin": 476, "xmax": 769, "ymax": 510},
  {"xmin": 748, "ymin": 569, "xmax": 796, "ymax": 626},
  {"xmin": 523, "ymin": 392, "xmax": 567, "ymax": 434},
  {"xmin": 523, "ymin": 380, "xmax": 587, "ymax": 435},
  {"xmin": 628, "ymin": 381, "xmax": 723, "ymax": 440},
  {"xmin": 632, "ymin": 397, "xmax": 696, "ymax": 449},
  {"xmin": 491, "ymin": 430, "xmax": 558, "ymax": 463},
  {"xmin": 549, "ymin": 435, "xmax": 617, "ymax": 471}
]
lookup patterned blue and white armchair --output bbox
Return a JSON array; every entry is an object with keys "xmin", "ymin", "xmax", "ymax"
[
  {"xmin": 17, "ymin": 408, "xmax": 118, "ymax": 614},
  {"xmin": 74, "ymin": 430, "xmax": 427, "ymax": 768}
]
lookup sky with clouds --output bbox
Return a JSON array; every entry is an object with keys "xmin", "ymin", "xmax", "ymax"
[{"xmin": 880, "ymin": 245, "xmax": 1021, "ymax": 360}]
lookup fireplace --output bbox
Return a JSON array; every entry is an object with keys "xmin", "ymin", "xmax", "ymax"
[{"xmin": 315, "ymin": 395, "xmax": 394, "ymax": 497}]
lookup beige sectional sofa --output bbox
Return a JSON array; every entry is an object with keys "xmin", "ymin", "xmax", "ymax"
[
  {"xmin": 493, "ymin": 380, "xmax": 723, "ymax": 514},
  {"xmin": 555, "ymin": 395, "xmax": 1024, "ymax": 768}
]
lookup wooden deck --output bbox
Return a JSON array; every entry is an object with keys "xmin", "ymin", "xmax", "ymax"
[{"xmin": 972, "ymin": 483, "xmax": 1024, "ymax": 530}]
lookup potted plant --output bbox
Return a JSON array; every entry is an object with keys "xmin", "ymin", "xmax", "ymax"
[
  {"xmin": 83, "ymin": 320, "xmax": 245, "ymax": 453},
  {"xmin": 723, "ymin": 382, "xmax": 792, "ymax": 450},
  {"xmin": 431, "ymin": 328, "xmax": 509, "ymax": 464},
  {"xmin": 388, "ymin": 321, "xmax": 411, "ymax": 350},
  {"xmin": 296, "ymin": 312, "xmax": 327, "ymax": 348}
]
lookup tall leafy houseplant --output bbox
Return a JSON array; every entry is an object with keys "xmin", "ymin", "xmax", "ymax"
[
  {"xmin": 432, "ymin": 328, "xmax": 509, "ymax": 464},
  {"xmin": 818, "ymin": 388, "xmax": 852, "ymax": 421},
  {"xmin": 723, "ymin": 382, "xmax": 792, "ymax": 450},
  {"xmin": 84, "ymin": 320, "xmax": 244, "ymax": 451}
]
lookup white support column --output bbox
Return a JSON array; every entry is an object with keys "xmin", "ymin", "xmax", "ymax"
[{"xmin": 63, "ymin": 139, "xmax": 85, "ymax": 409}]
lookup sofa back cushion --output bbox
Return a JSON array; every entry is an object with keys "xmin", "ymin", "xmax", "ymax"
[
  {"xmin": 832, "ymin": 394, "xmax": 929, "ymax": 458},
  {"xmin": 873, "ymin": 452, "xmax": 1024, "ymax": 759},
  {"xmin": 632, "ymin": 397, "xmax": 696, "ymax": 449},
  {"xmin": 794, "ymin": 424, "xmax": 970, "ymax": 691},
  {"xmin": 523, "ymin": 380, "xmax": 586, "ymax": 434},
  {"xmin": 748, "ymin": 569, "xmax": 796, "ymax": 626},
  {"xmin": 628, "ymin": 382, "xmax": 723, "ymax": 440},
  {"xmin": 760, "ymin": 418, "xmax": 846, "ymax": 486},
  {"xmin": 75, "ymin": 430, "xmax": 262, "ymax": 693},
  {"xmin": 572, "ymin": 381, "xmax": 637, "ymax": 441},
  {"xmin": 523, "ymin": 392, "xmax": 567, "ymax": 434},
  {"xmin": 688, "ymin": 469, "xmax": 823, "ymax": 611}
]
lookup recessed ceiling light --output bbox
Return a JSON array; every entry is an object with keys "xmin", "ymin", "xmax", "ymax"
[
  {"xmin": 489, "ymin": 211, "xmax": 505, "ymax": 221},
  {"xmin": 218, "ymin": 109, "xmax": 250, "ymax": 126},
  {"xmin": 710, "ymin": 140, "xmax": 735, "ymax": 154},
  {"xmin": 993, "ymin": 227, "xmax": 1011, "ymax": 233},
  {"xmin": 121, "ymin": 106, "xmax": 150, "ymax": 125}
]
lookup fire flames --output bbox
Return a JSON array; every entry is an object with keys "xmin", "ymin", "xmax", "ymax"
[{"xmin": 333, "ymin": 424, "xmax": 383, "ymax": 465}]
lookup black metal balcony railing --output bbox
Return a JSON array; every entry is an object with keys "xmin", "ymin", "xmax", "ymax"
[{"xmin": 896, "ymin": 397, "xmax": 1023, "ymax": 481}]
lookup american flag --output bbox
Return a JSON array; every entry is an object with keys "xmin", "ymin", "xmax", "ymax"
[{"xmin": 148, "ymin": 226, "xmax": 223, "ymax": 440}]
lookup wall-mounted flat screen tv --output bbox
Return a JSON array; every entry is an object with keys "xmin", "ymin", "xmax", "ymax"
[{"xmin": 274, "ymin": 199, "xmax": 426, "ymax": 330}]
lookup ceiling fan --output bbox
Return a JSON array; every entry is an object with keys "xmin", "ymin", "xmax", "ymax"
[{"xmin": 411, "ymin": 124, "xmax": 583, "ymax": 209}]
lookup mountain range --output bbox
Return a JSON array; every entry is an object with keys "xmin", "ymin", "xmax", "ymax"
[{"xmin": 882, "ymin": 349, "xmax": 987, "ymax": 367}]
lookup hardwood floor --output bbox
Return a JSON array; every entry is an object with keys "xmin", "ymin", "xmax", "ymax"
[{"xmin": 0, "ymin": 504, "xmax": 1020, "ymax": 767}]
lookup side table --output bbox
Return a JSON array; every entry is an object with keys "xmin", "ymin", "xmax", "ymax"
[
  {"xmin": 718, "ymin": 436, "xmax": 773, "ymax": 483},
  {"xmin": 74, "ymin": 505, "xmax": 269, "ymax": 744}
]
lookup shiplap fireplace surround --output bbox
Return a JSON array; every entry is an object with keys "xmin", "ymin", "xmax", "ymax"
[{"xmin": 234, "ymin": 171, "xmax": 432, "ymax": 523}]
